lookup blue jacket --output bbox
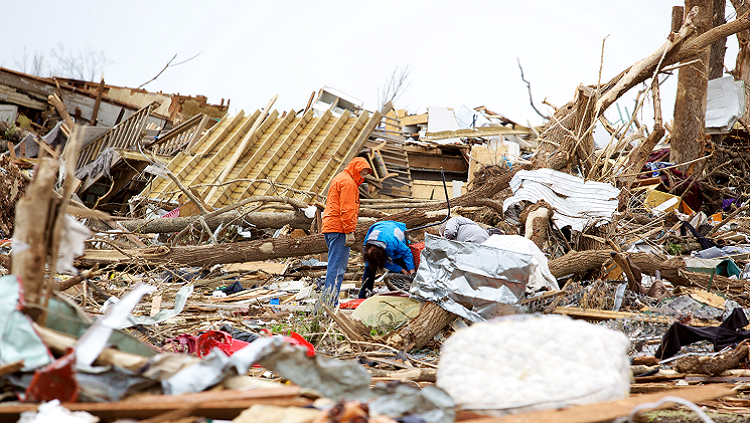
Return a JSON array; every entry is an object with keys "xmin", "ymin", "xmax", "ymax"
[{"xmin": 363, "ymin": 221, "xmax": 415, "ymax": 273}]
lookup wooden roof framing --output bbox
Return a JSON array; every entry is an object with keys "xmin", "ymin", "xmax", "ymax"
[{"xmin": 144, "ymin": 109, "xmax": 381, "ymax": 208}]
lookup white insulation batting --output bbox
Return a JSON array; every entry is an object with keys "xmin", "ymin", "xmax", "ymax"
[{"xmin": 436, "ymin": 315, "xmax": 630, "ymax": 416}]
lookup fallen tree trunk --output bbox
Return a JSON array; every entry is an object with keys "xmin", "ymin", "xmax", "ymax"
[
  {"xmin": 79, "ymin": 167, "xmax": 526, "ymax": 267},
  {"xmin": 546, "ymin": 249, "xmax": 746, "ymax": 292},
  {"xmin": 628, "ymin": 253, "xmax": 744, "ymax": 292},
  {"xmin": 386, "ymin": 302, "xmax": 457, "ymax": 351},
  {"xmin": 548, "ymin": 249, "xmax": 613, "ymax": 278},
  {"xmin": 675, "ymin": 343, "xmax": 749, "ymax": 375},
  {"xmin": 112, "ymin": 212, "xmax": 381, "ymax": 234},
  {"xmin": 117, "ymin": 211, "xmax": 310, "ymax": 233}
]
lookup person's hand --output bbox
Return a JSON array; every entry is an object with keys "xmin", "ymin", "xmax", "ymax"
[
  {"xmin": 408, "ymin": 269, "xmax": 415, "ymax": 276},
  {"xmin": 345, "ymin": 232, "xmax": 356, "ymax": 247}
]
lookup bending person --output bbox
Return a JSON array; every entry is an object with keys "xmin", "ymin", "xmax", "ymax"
[
  {"xmin": 320, "ymin": 157, "xmax": 371, "ymax": 306},
  {"xmin": 360, "ymin": 220, "xmax": 415, "ymax": 299},
  {"xmin": 439, "ymin": 216, "xmax": 489, "ymax": 244}
]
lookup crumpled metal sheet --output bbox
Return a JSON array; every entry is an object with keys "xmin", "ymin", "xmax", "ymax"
[
  {"xmin": 0, "ymin": 275, "xmax": 54, "ymax": 371},
  {"xmin": 503, "ymin": 168, "xmax": 620, "ymax": 232},
  {"xmin": 120, "ymin": 285, "xmax": 193, "ymax": 329},
  {"xmin": 410, "ymin": 234, "xmax": 530, "ymax": 322}
]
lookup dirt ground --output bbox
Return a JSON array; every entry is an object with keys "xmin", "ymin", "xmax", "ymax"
[{"xmin": 637, "ymin": 409, "xmax": 749, "ymax": 423}]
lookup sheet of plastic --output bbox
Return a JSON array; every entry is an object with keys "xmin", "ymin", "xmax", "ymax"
[{"xmin": 0, "ymin": 275, "xmax": 54, "ymax": 371}]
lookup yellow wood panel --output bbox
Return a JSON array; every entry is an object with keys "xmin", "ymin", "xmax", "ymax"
[
  {"xmin": 258, "ymin": 110, "xmax": 327, "ymax": 197},
  {"xmin": 287, "ymin": 111, "xmax": 350, "ymax": 191},
  {"xmin": 188, "ymin": 114, "xmax": 258, "ymax": 197},
  {"xmin": 146, "ymin": 113, "xmax": 241, "ymax": 201},
  {"xmin": 210, "ymin": 111, "xmax": 292, "ymax": 206},
  {"xmin": 304, "ymin": 114, "xmax": 366, "ymax": 192},
  {"xmin": 277, "ymin": 117, "xmax": 336, "ymax": 188}
]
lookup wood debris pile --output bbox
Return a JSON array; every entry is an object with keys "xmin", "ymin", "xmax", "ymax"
[{"xmin": 6, "ymin": 4, "xmax": 750, "ymax": 422}]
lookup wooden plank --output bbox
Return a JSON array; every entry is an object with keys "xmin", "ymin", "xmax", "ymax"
[
  {"xmin": 0, "ymin": 388, "xmax": 307, "ymax": 421},
  {"xmin": 205, "ymin": 95, "xmax": 278, "ymax": 202},
  {"xmin": 288, "ymin": 110, "xmax": 350, "ymax": 191},
  {"xmin": 462, "ymin": 385, "xmax": 733, "ymax": 423},
  {"xmin": 399, "ymin": 113, "xmax": 428, "ymax": 126},
  {"xmin": 423, "ymin": 126, "xmax": 531, "ymax": 141},
  {"xmin": 307, "ymin": 112, "xmax": 368, "ymax": 192},
  {"xmin": 216, "ymin": 111, "xmax": 298, "ymax": 206},
  {"xmin": 553, "ymin": 307, "xmax": 719, "ymax": 327},
  {"xmin": 90, "ymin": 77, "xmax": 105, "ymax": 125},
  {"xmin": 0, "ymin": 360, "xmax": 24, "ymax": 377},
  {"xmin": 321, "ymin": 110, "xmax": 380, "ymax": 196},
  {"xmin": 264, "ymin": 110, "xmax": 329, "ymax": 197}
]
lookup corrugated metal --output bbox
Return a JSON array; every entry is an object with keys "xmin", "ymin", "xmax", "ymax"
[{"xmin": 503, "ymin": 168, "xmax": 620, "ymax": 232}]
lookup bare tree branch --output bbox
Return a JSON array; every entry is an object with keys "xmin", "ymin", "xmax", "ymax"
[
  {"xmin": 517, "ymin": 58, "xmax": 549, "ymax": 120},
  {"xmin": 49, "ymin": 44, "xmax": 111, "ymax": 81},
  {"xmin": 377, "ymin": 64, "xmax": 412, "ymax": 108},
  {"xmin": 137, "ymin": 52, "xmax": 202, "ymax": 90}
]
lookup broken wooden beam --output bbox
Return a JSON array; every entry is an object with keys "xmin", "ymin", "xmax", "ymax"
[{"xmin": 461, "ymin": 385, "xmax": 733, "ymax": 423}]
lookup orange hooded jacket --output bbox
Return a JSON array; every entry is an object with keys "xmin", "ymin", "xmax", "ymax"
[{"xmin": 321, "ymin": 157, "xmax": 371, "ymax": 234}]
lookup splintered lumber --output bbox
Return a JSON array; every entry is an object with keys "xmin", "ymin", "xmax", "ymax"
[
  {"xmin": 324, "ymin": 304, "xmax": 372, "ymax": 342},
  {"xmin": 0, "ymin": 360, "xmax": 24, "ymax": 378},
  {"xmin": 462, "ymin": 385, "xmax": 733, "ymax": 423},
  {"xmin": 0, "ymin": 387, "xmax": 307, "ymax": 421},
  {"xmin": 48, "ymin": 93, "xmax": 74, "ymax": 130},
  {"xmin": 386, "ymin": 302, "xmax": 457, "ymax": 351},
  {"xmin": 12, "ymin": 158, "xmax": 58, "ymax": 316},
  {"xmin": 80, "ymin": 167, "xmax": 525, "ymax": 266},
  {"xmin": 553, "ymin": 307, "xmax": 718, "ymax": 327},
  {"xmin": 368, "ymin": 368, "xmax": 437, "ymax": 383},
  {"xmin": 675, "ymin": 342, "xmax": 750, "ymax": 375},
  {"xmin": 32, "ymin": 323, "xmax": 149, "ymax": 372}
]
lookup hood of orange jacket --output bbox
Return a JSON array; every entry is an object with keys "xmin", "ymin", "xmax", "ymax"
[
  {"xmin": 345, "ymin": 157, "xmax": 371, "ymax": 186},
  {"xmin": 320, "ymin": 157, "xmax": 372, "ymax": 234}
]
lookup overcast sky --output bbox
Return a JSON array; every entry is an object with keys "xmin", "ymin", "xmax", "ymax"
[{"xmin": 0, "ymin": 1, "xmax": 742, "ymax": 130}]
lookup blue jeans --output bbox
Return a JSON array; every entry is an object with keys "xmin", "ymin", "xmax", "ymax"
[{"xmin": 322, "ymin": 232, "xmax": 349, "ymax": 305}]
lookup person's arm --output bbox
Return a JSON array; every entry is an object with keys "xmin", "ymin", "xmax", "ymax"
[
  {"xmin": 383, "ymin": 259, "xmax": 404, "ymax": 274},
  {"xmin": 339, "ymin": 182, "xmax": 359, "ymax": 233},
  {"xmin": 390, "ymin": 241, "xmax": 415, "ymax": 274}
]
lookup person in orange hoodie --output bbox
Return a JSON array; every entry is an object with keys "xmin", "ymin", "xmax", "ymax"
[{"xmin": 320, "ymin": 157, "xmax": 372, "ymax": 306}]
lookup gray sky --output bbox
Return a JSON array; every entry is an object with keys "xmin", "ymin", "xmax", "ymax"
[{"xmin": 0, "ymin": 0, "xmax": 742, "ymax": 129}]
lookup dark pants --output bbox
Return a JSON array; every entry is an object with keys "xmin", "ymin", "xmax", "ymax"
[{"xmin": 359, "ymin": 258, "xmax": 407, "ymax": 299}]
